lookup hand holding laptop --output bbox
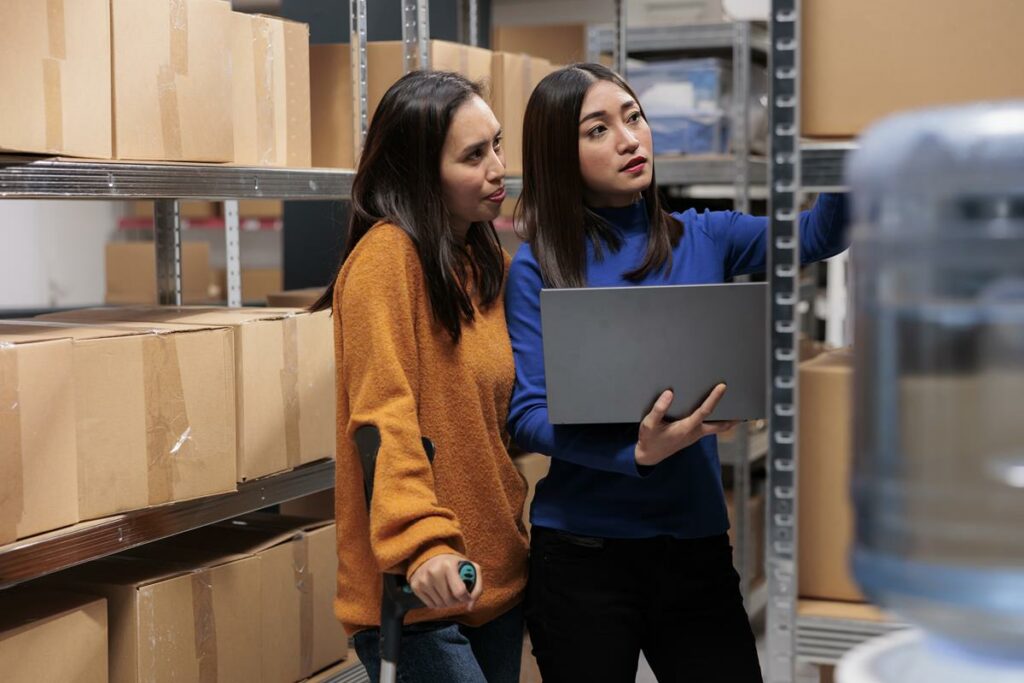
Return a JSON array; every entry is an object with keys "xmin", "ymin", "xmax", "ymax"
[{"xmin": 634, "ymin": 383, "xmax": 738, "ymax": 467}]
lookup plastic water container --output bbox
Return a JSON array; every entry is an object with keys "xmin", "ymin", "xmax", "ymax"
[{"xmin": 847, "ymin": 101, "xmax": 1024, "ymax": 661}]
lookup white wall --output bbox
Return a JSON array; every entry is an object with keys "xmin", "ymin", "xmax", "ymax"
[{"xmin": 0, "ymin": 200, "xmax": 120, "ymax": 309}]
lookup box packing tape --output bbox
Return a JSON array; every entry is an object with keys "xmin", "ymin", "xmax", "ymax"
[
  {"xmin": 253, "ymin": 16, "xmax": 278, "ymax": 165},
  {"xmin": 44, "ymin": 0, "xmax": 66, "ymax": 152},
  {"xmin": 143, "ymin": 333, "xmax": 192, "ymax": 506},
  {"xmin": 191, "ymin": 570, "xmax": 219, "ymax": 683},
  {"xmin": 159, "ymin": 0, "xmax": 190, "ymax": 159},
  {"xmin": 282, "ymin": 315, "xmax": 302, "ymax": 468},
  {"xmin": 4, "ymin": 320, "xmax": 195, "ymax": 508},
  {"xmin": 0, "ymin": 342, "xmax": 23, "ymax": 544},
  {"xmin": 293, "ymin": 533, "xmax": 315, "ymax": 675}
]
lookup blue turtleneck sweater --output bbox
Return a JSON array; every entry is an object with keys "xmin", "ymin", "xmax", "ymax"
[{"xmin": 505, "ymin": 194, "xmax": 849, "ymax": 539}]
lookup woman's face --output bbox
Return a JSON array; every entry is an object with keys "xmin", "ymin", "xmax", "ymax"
[
  {"xmin": 440, "ymin": 95, "xmax": 506, "ymax": 239},
  {"xmin": 577, "ymin": 79, "xmax": 653, "ymax": 208}
]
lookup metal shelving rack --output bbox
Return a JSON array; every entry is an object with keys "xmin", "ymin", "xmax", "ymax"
[
  {"xmin": 588, "ymin": 20, "xmax": 768, "ymax": 214},
  {"xmin": 765, "ymin": 3, "xmax": 893, "ymax": 681},
  {"xmin": 0, "ymin": 2, "xmax": 497, "ymax": 680},
  {"xmin": 591, "ymin": 11, "xmax": 772, "ymax": 612}
]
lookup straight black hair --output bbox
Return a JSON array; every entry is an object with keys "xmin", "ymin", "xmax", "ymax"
[
  {"xmin": 516, "ymin": 62, "xmax": 682, "ymax": 288},
  {"xmin": 310, "ymin": 71, "xmax": 505, "ymax": 344}
]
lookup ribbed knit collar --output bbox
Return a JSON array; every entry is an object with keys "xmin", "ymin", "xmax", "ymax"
[{"xmin": 590, "ymin": 199, "xmax": 649, "ymax": 235}]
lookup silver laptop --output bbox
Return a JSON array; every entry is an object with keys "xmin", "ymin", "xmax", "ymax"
[{"xmin": 541, "ymin": 283, "xmax": 767, "ymax": 424}]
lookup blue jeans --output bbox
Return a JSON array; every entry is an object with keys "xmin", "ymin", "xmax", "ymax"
[{"xmin": 354, "ymin": 603, "xmax": 524, "ymax": 683}]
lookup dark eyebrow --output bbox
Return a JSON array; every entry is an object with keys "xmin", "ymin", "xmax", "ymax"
[
  {"xmin": 579, "ymin": 100, "xmax": 637, "ymax": 125},
  {"xmin": 460, "ymin": 129, "xmax": 502, "ymax": 157}
]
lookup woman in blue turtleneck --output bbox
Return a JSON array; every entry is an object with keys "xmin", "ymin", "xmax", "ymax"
[{"xmin": 505, "ymin": 63, "xmax": 848, "ymax": 683}]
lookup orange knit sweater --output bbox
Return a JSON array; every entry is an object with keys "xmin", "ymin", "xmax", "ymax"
[{"xmin": 331, "ymin": 223, "xmax": 529, "ymax": 634}]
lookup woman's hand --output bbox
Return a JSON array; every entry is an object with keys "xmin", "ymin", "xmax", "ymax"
[
  {"xmin": 634, "ymin": 384, "xmax": 737, "ymax": 467},
  {"xmin": 408, "ymin": 554, "xmax": 483, "ymax": 610}
]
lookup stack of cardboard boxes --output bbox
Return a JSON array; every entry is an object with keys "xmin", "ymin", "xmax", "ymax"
[
  {"xmin": 0, "ymin": 0, "xmax": 312, "ymax": 166},
  {"xmin": 0, "ymin": 306, "xmax": 335, "ymax": 551}
]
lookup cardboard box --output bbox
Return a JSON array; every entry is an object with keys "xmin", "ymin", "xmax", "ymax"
[
  {"xmin": 280, "ymin": 489, "xmax": 334, "ymax": 519},
  {"xmin": 802, "ymin": 0, "xmax": 1024, "ymax": 137},
  {"xmin": 171, "ymin": 514, "xmax": 348, "ymax": 680},
  {"xmin": 520, "ymin": 632, "xmax": 542, "ymax": 683},
  {"xmin": 239, "ymin": 199, "xmax": 284, "ymax": 217},
  {"xmin": 309, "ymin": 43, "xmax": 357, "ymax": 169},
  {"xmin": 311, "ymin": 40, "xmax": 492, "ymax": 170},
  {"xmin": 267, "ymin": 287, "xmax": 326, "ymax": 308},
  {"xmin": 0, "ymin": 589, "xmax": 107, "ymax": 683},
  {"xmin": 42, "ymin": 307, "xmax": 335, "ymax": 481},
  {"xmin": 105, "ymin": 241, "xmax": 212, "ymax": 305},
  {"xmin": 0, "ymin": 0, "xmax": 112, "ymax": 158},
  {"xmin": 24, "ymin": 317, "xmax": 238, "ymax": 520},
  {"xmin": 110, "ymin": 0, "xmax": 233, "ymax": 161},
  {"xmin": 214, "ymin": 267, "xmax": 284, "ymax": 303},
  {"xmin": 491, "ymin": 53, "xmax": 529, "ymax": 174},
  {"xmin": 130, "ymin": 201, "xmax": 218, "ymax": 220},
  {"xmin": 492, "ymin": 24, "xmax": 587, "ymax": 67},
  {"xmin": 49, "ymin": 553, "xmax": 260, "ymax": 683},
  {"xmin": 513, "ymin": 453, "xmax": 549, "ymax": 533},
  {"xmin": 231, "ymin": 13, "xmax": 311, "ymax": 167},
  {"xmin": 798, "ymin": 348, "xmax": 863, "ymax": 602},
  {"xmin": 0, "ymin": 327, "xmax": 79, "ymax": 545}
]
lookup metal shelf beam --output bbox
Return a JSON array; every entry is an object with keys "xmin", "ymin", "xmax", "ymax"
[
  {"xmin": 591, "ymin": 22, "xmax": 769, "ymax": 55},
  {"xmin": 0, "ymin": 157, "xmax": 356, "ymax": 200},
  {"xmin": 0, "ymin": 460, "xmax": 336, "ymax": 590},
  {"xmin": 797, "ymin": 615, "xmax": 907, "ymax": 665},
  {"xmin": 656, "ymin": 156, "xmax": 767, "ymax": 186},
  {"xmin": 801, "ymin": 142, "xmax": 855, "ymax": 193},
  {"xmin": 0, "ymin": 156, "xmax": 524, "ymax": 201}
]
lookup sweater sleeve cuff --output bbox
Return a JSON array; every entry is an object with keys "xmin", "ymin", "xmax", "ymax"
[
  {"xmin": 614, "ymin": 441, "xmax": 655, "ymax": 478},
  {"xmin": 405, "ymin": 543, "xmax": 464, "ymax": 583}
]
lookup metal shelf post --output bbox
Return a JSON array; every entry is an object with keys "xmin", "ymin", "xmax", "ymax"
[
  {"xmin": 613, "ymin": 0, "xmax": 627, "ymax": 76},
  {"xmin": 351, "ymin": 0, "xmax": 369, "ymax": 158},
  {"xmin": 732, "ymin": 22, "xmax": 753, "ymax": 214},
  {"xmin": 154, "ymin": 199, "xmax": 183, "ymax": 306},
  {"xmin": 767, "ymin": 0, "xmax": 802, "ymax": 681},
  {"xmin": 224, "ymin": 199, "xmax": 242, "ymax": 307},
  {"xmin": 403, "ymin": 0, "xmax": 430, "ymax": 72}
]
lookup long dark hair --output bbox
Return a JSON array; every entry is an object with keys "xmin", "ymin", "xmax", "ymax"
[
  {"xmin": 310, "ymin": 71, "xmax": 505, "ymax": 343},
  {"xmin": 516, "ymin": 63, "xmax": 682, "ymax": 288}
]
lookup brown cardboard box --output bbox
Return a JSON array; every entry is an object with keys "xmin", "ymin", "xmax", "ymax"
[
  {"xmin": 520, "ymin": 633, "xmax": 542, "ymax": 683},
  {"xmin": 491, "ymin": 53, "xmax": 529, "ymax": 174},
  {"xmin": 0, "ymin": 327, "xmax": 79, "ymax": 545},
  {"xmin": 172, "ymin": 514, "xmax": 348, "ymax": 680},
  {"xmin": 267, "ymin": 287, "xmax": 326, "ymax": 308},
  {"xmin": 105, "ymin": 241, "xmax": 212, "ymax": 305},
  {"xmin": 513, "ymin": 453, "xmax": 549, "ymax": 533},
  {"xmin": 798, "ymin": 348, "xmax": 864, "ymax": 602},
  {"xmin": 310, "ymin": 40, "xmax": 492, "ymax": 170},
  {"xmin": 309, "ymin": 43, "xmax": 357, "ymax": 169},
  {"xmin": 50, "ymin": 553, "xmax": 260, "ymax": 683},
  {"xmin": 231, "ymin": 13, "xmax": 311, "ymax": 167},
  {"xmin": 239, "ymin": 199, "xmax": 284, "ymax": 217},
  {"xmin": 280, "ymin": 489, "xmax": 334, "ymax": 519},
  {"xmin": 802, "ymin": 0, "xmax": 1024, "ymax": 137},
  {"xmin": 0, "ymin": 589, "xmax": 107, "ymax": 683},
  {"xmin": 492, "ymin": 24, "xmax": 587, "ymax": 67},
  {"xmin": 130, "ymin": 201, "xmax": 218, "ymax": 219},
  {"xmin": 42, "ymin": 307, "xmax": 335, "ymax": 481},
  {"xmin": 214, "ymin": 267, "xmax": 284, "ymax": 303},
  {"xmin": 0, "ymin": 0, "xmax": 112, "ymax": 158},
  {"xmin": 110, "ymin": 0, "xmax": 233, "ymax": 161},
  {"xmin": 24, "ymin": 318, "xmax": 238, "ymax": 520}
]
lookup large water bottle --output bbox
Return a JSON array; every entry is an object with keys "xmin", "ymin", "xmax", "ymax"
[{"xmin": 847, "ymin": 101, "xmax": 1024, "ymax": 661}]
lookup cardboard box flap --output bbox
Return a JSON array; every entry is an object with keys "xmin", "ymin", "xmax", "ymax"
[
  {"xmin": 36, "ymin": 311, "xmax": 232, "ymax": 335},
  {"xmin": 122, "ymin": 541, "xmax": 254, "ymax": 570},
  {"xmin": 0, "ymin": 588, "xmax": 105, "ymax": 633},
  {"xmin": 802, "ymin": 347, "xmax": 853, "ymax": 373},
  {"xmin": 0, "ymin": 318, "xmax": 169, "ymax": 342},
  {"xmin": 39, "ymin": 305, "xmax": 303, "ymax": 326},
  {"xmin": 166, "ymin": 514, "xmax": 330, "ymax": 556},
  {"xmin": 53, "ymin": 554, "xmax": 206, "ymax": 589},
  {"xmin": 0, "ymin": 323, "xmax": 76, "ymax": 345}
]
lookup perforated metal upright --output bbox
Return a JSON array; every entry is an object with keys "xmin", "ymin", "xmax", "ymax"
[
  {"xmin": 403, "ymin": 0, "xmax": 431, "ymax": 72},
  {"xmin": 765, "ymin": 0, "xmax": 802, "ymax": 681}
]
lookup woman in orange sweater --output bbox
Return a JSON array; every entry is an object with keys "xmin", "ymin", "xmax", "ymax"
[{"xmin": 309, "ymin": 71, "xmax": 528, "ymax": 682}]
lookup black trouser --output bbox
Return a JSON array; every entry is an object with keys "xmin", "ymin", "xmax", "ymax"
[{"xmin": 525, "ymin": 526, "xmax": 763, "ymax": 683}]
